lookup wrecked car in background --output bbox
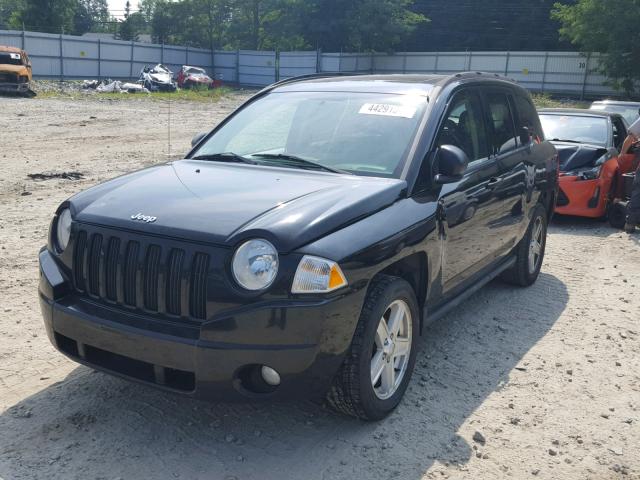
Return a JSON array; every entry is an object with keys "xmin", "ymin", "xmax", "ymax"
[
  {"xmin": 176, "ymin": 66, "xmax": 221, "ymax": 89},
  {"xmin": 0, "ymin": 45, "xmax": 34, "ymax": 96},
  {"xmin": 538, "ymin": 108, "xmax": 636, "ymax": 221},
  {"xmin": 139, "ymin": 64, "xmax": 177, "ymax": 92},
  {"xmin": 590, "ymin": 100, "xmax": 640, "ymax": 125}
]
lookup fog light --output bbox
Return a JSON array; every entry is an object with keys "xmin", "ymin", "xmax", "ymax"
[{"xmin": 261, "ymin": 366, "xmax": 280, "ymax": 386}]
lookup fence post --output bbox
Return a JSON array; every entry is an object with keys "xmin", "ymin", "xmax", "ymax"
[
  {"xmin": 316, "ymin": 48, "xmax": 321, "ymax": 74},
  {"xmin": 185, "ymin": 45, "xmax": 189, "ymax": 65},
  {"xmin": 129, "ymin": 40, "xmax": 134, "ymax": 79},
  {"xmin": 580, "ymin": 52, "xmax": 591, "ymax": 100},
  {"xmin": 161, "ymin": 42, "xmax": 164, "ymax": 64},
  {"xmin": 21, "ymin": 29, "xmax": 25, "ymax": 50},
  {"xmin": 402, "ymin": 52, "xmax": 407, "ymax": 74},
  {"xmin": 504, "ymin": 51, "xmax": 511, "ymax": 77},
  {"xmin": 541, "ymin": 51, "xmax": 549, "ymax": 93},
  {"xmin": 467, "ymin": 51, "xmax": 473, "ymax": 71},
  {"xmin": 370, "ymin": 51, "xmax": 374, "ymax": 74},
  {"xmin": 59, "ymin": 32, "xmax": 64, "ymax": 81},
  {"xmin": 275, "ymin": 48, "xmax": 279, "ymax": 82},
  {"xmin": 236, "ymin": 49, "xmax": 240, "ymax": 85},
  {"xmin": 434, "ymin": 52, "xmax": 439, "ymax": 73},
  {"xmin": 97, "ymin": 38, "xmax": 101, "ymax": 80}
]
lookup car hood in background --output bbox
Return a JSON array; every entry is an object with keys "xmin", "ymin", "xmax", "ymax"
[
  {"xmin": 71, "ymin": 160, "xmax": 406, "ymax": 252},
  {"xmin": 550, "ymin": 141, "xmax": 611, "ymax": 172}
]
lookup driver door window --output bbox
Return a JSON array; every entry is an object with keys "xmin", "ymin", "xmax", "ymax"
[{"xmin": 436, "ymin": 91, "xmax": 488, "ymax": 164}]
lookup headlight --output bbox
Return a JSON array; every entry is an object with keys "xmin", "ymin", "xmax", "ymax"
[
  {"xmin": 291, "ymin": 256, "xmax": 348, "ymax": 294},
  {"xmin": 232, "ymin": 239, "xmax": 279, "ymax": 291},
  {"xmin": 55, "ymin": 208, "xmax": 72, "ymax": 252},
  {"xmin": 576, "ymin": 165, "xmax": 602, "ymax": 180}
]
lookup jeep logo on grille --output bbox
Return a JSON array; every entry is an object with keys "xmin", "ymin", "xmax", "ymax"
[{"xmin": 130, "ymin": 213, "xmax": 157, "ymax": 223}]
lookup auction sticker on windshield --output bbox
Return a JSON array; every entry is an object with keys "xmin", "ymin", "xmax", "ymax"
[{"xmin": 359, "ymin": 103, "xmax": 417, "ymax": 118}]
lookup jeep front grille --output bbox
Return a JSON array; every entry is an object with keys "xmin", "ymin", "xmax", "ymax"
[{"xmin": 72, "ymin": 228, "xmax": 210, "ymax": 321}]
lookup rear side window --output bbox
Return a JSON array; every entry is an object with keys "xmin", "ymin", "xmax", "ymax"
[
  {"xmin": 436, "ymin": 90, "xmax": 488, "ymax": 163},
  {"xmin": 514, "ymin": 94, "xmax": 544, "ymax": 144},
  {"xmin": 612, "ymin": 117, "xmax": 627, "ymax": 151},
  {"xmin": 485, "ymin": 92, "xmax": 518, "ymax": 155}
]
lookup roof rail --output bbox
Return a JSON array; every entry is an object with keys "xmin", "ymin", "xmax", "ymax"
[{"xmin": 267, "ymin": 71, "xmax": 368, "ymax": 89}]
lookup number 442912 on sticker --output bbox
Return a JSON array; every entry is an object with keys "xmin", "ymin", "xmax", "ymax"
[{"xmin": 358, "ymin": 103, "xmax": 417, "ymax": 119}]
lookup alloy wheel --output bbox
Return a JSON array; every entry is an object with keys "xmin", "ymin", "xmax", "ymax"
[
  {"xmin": 370, "ymin": 299, "xmax": 412, "ymax": 400},
  {"xmin": 528, "ymin": 216, "xmax": 544, "ymax": 273}
]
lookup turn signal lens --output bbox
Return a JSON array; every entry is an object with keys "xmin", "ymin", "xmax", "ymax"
[{"xmin": 291, "ymin": 256, "xmax": 348, "ymax": 294}]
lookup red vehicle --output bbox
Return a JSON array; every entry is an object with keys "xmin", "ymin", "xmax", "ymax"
[
  {"xmin": 176, "ymin": 66, "xmax": 221, "ymax": 89},
  {"xmin": 538, "ymin": 108, "xmax": 635, "ymax": 221}
]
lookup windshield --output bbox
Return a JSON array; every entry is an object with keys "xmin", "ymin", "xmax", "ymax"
[
  {"xmin": 590, "ymin": 104, "xmax": 639, "ymax": 125},
  {"xmin": 186, "ymin": 67, "xmax": 205, "ymax": 75},
  {"xmin": 0, "ymin": 52, "xmax": 23, "ymax": 66},
  {"xmin": 539, "ymin": 114, "xmax": 609, "ymax": 147},
  {"xmin": 191, "ymin": 91, "xmax": 428, "ymax": 177}
]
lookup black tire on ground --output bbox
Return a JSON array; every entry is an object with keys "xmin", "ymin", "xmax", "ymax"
[
  {"xmin": 608, "ymin": 202, "xmax": 628, "ymax": 230},
  {"xmin": 501, "ymin": 203, "xmax": 548, "ymax": 287},
  {"xmin": 326, "ymin": 275, "xmax": 419, "ymax": 421}
]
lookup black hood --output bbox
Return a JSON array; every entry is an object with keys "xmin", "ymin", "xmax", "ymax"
[
  {"xmin": 70, "ymin": 160, "xmax": 406, "ymax": 252},
  {"xmin": 551, "ymin": 141, "xmax": 610, "ymax": 172}
]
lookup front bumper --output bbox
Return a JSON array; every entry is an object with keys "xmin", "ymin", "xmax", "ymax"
[
  {"xmin": 39, "ymin": 248, "xmax": 364, "ymax": 401},
  {"xmin": 555, "ymin": 176, "xmax": 608, "ymax": 218},
  {"xmin": 0, "ymin": 81, "xmax": 30, "ymax": 93}
]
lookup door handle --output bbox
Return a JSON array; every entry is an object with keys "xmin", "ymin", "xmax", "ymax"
[{"xmin": 487, "ymin": 177, "xmax": 502, "ymax": 188}]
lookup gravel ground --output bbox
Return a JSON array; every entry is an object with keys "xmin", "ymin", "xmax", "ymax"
[{"xmin": 0, "ymin": 92, "xmax": 638, "ymax": 480}]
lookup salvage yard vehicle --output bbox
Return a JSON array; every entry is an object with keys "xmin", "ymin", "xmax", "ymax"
[
  {"xmin": 39, "ymin": 73, "xmax": 558, "ymax": 420},
  {"xmin": 176, "ymin": 65, "xmax": 219, "ymax": 89},
  {"xmin": 0, "ymin": 45, "xmax": 33, "ymax": 96},
  {"xmin": 139, "ymin": 64, "xmax": 177, "ymax": 92},
  {"xmin": 538, "ymin": 108, "xmax": 636, "ymax": 221},
  {"xmin": 590, "ymin": 100, "xmax": 640, "ymax": 125}
]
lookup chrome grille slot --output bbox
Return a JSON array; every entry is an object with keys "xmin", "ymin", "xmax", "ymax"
[
  {"xmin": 166, "ymin": 249, "xmax": 184, "ymax": 316},
  {"xmin": 87, "ymin": 234, "xmax": 103, "ymax": 296},
  {"xmin": 123, "ymin": 241, "xmax": 140, "ymax": 306},
  {"xmin": 189, "ymin": 253, "xmax": 209, "ymax": 320},
  {"xmin": 143, "ymin": 245, "xmax": 161, "ymax": 311},
  {"xmin": 105, "ymin": 237, "xmax": 120, "ymax": 301}
]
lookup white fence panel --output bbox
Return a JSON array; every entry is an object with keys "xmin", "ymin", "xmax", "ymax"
[
  {"xmin": 214, "ymin": 51, "xmax": 237, "ymax": 82},
  {"xmin": 404, "ymin": 53, "xmax": 438, "ymax": 73},
  {"xmin": 279, "ymin": 51, "xmax": 317, "ymax": 79},
  {"xmin": 320, "ymin": 53, "xmax": 341, "ymax": 72},
  {"xmin": 239, "ymin": 50, "xmax": 276, "ymax": 86},
  {"xmin": 0, "ymin": 30, "xmax": 626, "ymax": 96}
]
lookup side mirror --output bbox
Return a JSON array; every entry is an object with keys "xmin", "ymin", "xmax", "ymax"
[
  {"xmin": 520, "ymin": 126, "xmax": 532, "ymax": 146},
  {"xmin": 191, "ymin": 132, "xmax": 207, "ymax": 147},
  {"xmin": 434, "ymin": 145, "xmax": 469, "ymax": 184}
]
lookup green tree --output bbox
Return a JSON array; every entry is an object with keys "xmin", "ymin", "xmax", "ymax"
[
  {"xmin": 118, "ymin": 10, "xmax": 146, "ymax": 40},
  {"xmin": 13, "ymin": 0, "xmax": 81, "ymax": 33},
  {"xmin": 552, "ymin": 0, "xmax": 640, "ymax": 95}
]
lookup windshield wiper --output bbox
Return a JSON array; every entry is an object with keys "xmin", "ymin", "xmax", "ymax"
[
  {"xmin": 250, "ymin": 153, "xmax": 349, "ymax": 174},
  {"xmin": 191, "ymin": 152, "xmax": 257, "ymax": 164},
  {"xmin": 551, "ymin": 138, "xmax": 583, "ymax": 144}
]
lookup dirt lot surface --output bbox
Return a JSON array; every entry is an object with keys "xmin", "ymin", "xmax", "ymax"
[{"xmin": 0, "ymin": 93, "xmax": 639, "ymax": 480}]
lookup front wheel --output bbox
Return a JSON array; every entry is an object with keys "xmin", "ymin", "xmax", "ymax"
[
  {"xmin": 327, "ymin": 275, "xmax": 419, "ymax": 420},
  {"xmin": 501, "ymin": 204, "xmax": 548, "ymax": 287}
]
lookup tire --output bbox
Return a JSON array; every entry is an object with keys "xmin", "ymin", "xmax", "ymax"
[
  {"xmin": 608, "ymin": 202, "xmax": 627, "ymax": 230},
  {"xmin": 501, "ymin": 204, "xmax": 548, "ymax": 287},
  {"xmin": 326, "ymin": 275, "xmax": 419, "ymax": 420}
]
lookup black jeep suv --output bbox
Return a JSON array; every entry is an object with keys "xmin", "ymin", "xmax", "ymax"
[{"xmin": 39, "ymin": 73, "xmax": 558, "ymax": 420}]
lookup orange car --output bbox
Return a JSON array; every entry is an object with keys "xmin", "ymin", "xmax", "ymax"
[
  {"xmin": 538, "ymin": 108, "xmax": 635, "ymax": 219},
  {"xmin": 0, "ymin": 45, "xmax": 33, "ymax": 95}
]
